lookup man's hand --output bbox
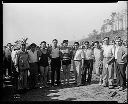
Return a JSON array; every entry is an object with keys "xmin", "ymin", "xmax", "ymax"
[{"xmin": 105, "ymin": 64, "xmax": 108, "ymax": 69}]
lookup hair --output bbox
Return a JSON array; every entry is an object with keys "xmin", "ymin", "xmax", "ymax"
[
  {"xmin": 41, "ymin": 41, "xmax": 46, "ymax": 45},
  {"xmin": 74, "ymin": 42, "xmax": 79, "ymax": 46},
  {"xmin": 52, "ymin": 39, "xmax": 58, "ymax": 42},
  {"xmin": 63, "ymin": 40, "xmax": 68, "ymax": 43},
  {"xmin": 84, "ymin": 41, "xmax": 89, "ymax": 44},
  {"xmin": 94, "ymin": 41, "xmax": 99, "ymax": 44},
  {"xmin": 7, "ymin": 43, "xmax": 11, "ymax": 46},
  {"xmin": 103, "ymin": 37, "xmax": 109, "ymax": 40},
  {"xmin": 30, "ymin": 43, "xmax": 37, "ymax": 48}
]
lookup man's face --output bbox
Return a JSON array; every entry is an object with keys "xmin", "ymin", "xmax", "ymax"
[
  {"xmin": 7, "ymin": 43, "xmax": 11, "ymax": 49},
  {"xmin": 41, "ymin": 43, "xmax": 46, "ymax": 48},
  {"xmin": 94, "ymin": 43, "xmax": 99, "ymax": 48},
  {"xmin": 84, "ymin": 43, "xmax": 89, "ymax": 49},
  {"xmin": 53, "ymin": 40, "xmax": 58, "ymax": 46},
  {"xmin": 63, "ymin": 42, "xmax": 68, "ymax": 47},
  {"xmin": 21, "ymin": 45, "xmax": 26, "ymax": 51},
  {"xmin": 103, "ymin": 38, "xmax": 109, "ymax": 45},
  {"xmin": 116, "ymin": 40, "xmax": 121, "ymax": 46},
  {"xmin": 74, "ymin": 43, "xmax": 79, "ymax": 49},
  {"xmin": 31, "ymin": 46, "xmax": 36, "ymax": 51}
]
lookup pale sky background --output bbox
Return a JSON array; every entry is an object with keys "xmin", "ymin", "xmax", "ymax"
[{"xmin": 3, "ymin": 1, "xmax": 127, "ymax": 46}]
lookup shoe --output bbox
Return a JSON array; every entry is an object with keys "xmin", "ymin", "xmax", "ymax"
[
  {"xmin": 76, "ymin": 84, "xmax": 80, "ymax": 87},
  {"xmin": 76, "ymin": 84, "xmax": 81, "ymax": 87},
  {"xmin": 114, "ymin": 86, "xmax": 121, "ymax": 89}
]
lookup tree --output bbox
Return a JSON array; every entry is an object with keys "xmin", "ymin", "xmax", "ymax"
[{"xmin": 110, "ymin": 12, "xmax": 117, "ymax": 31}]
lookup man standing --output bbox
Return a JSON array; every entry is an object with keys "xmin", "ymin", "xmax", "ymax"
[
  {"xmin": 72, "ymin": 42, "xmax": 79, "ymax": 84},
  {"xmin": 93, "ymin": 41, "xmax": 103, "ymax": 85},
  {"xmin": 74, "ymin": 42, "xmax": 84, "ymax": 87},
  {"xmin": 4, "ymin": 43, "xmax": 12, "ymax": 77},
  {"xmin": 82, "ymin": 41, "xmax": 94, "ymax": 85},
  {"xmin": 102, "ymin": 37, "xmax": 115, "ymax": 89},
  {"xmin": 60, "ymin": 40, "xmax": 72, "ymax": 86},
  {"xmin": 28, "ymin": 43, "xmax": 40, "ymax": 89},
  {"xmin": 115, "ymin": 39, "xmax": 127, "ymax": 91},
  {"xmin": 49, "ymin": 39, "xmax": 62, "ymax": 87},
  {"xmin": 16, "ymin": 43, "xmax": 30, "ymax": 93}
]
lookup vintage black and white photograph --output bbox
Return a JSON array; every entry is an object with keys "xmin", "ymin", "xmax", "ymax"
[{"xmin": 2, "ymin": 1, "xmax": 127, "ymax": 103}]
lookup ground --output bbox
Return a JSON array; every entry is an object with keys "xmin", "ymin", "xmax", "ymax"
[{"xmin": 2, "ymin": 71, "xmax": 127, "ymax": 103}]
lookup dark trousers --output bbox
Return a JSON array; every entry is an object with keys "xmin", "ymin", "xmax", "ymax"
[
  {"xmin": 116, "ymin": 63, "xmax": 127, "ymax": 88},
  {"xmin": 6, "ymin": 57, "xmax": 12, "ymax": 76},
  {"xmin": 82, "ymin": 59, "xmax": 93, "ymax": 84},
  {"xmin": 29, "ymin": 62, "xmax": 38, "ymax": 89},
  {"xmin": 51, "ymin": 57, "xmax": 61, "ymax": 85}
]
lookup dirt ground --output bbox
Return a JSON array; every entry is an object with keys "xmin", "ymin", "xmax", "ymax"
[{"xmin": 9, "ymin": 71, "xmax": 127, "ymax": 103}]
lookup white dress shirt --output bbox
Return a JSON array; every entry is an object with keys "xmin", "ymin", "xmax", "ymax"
[
  {"xmin": 74, "ymin": 49, "xmax": 85, "ymax": 60},
  {"xmin": 102, "ymin": 45, "xmax": 114, "ymax": 58}
]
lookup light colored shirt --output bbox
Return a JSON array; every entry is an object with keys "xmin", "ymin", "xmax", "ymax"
[
  {"xmin": 51, "ymin": 46, "xmax": 60, "ymax": 58},
  {"xmin": 94, "ymin": 48, "xmax": 103, "ymax": 61},
  {"xmin": 11, "ymin": 50, "xmax": 18, "ymax": 64},
  {"xmin": 5, "ymin": 48, "xmax": 11, "ymax": 58},
  {"xmin": 83, "ymin": 48, "xmax": 94, "ymax": 60},
  {"xmin": 74, "ymin": 49, "xmax": 84, "ymax": 60},
  {"xmin": 117, "ymin": 46, "xmax": 127, "ymax": 64},
  {"xmin": 102, "ymin": 45, "xmax": 114, "ymax": 58},
  {"xmin": 28, "ymin": 50, "xmax": 38, "ymax": 63},
  {"xmin": 115, "ymin": 46, "xmax": 120, "ymax": 59}
]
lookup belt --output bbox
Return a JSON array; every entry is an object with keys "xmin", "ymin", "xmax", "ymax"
[
  {"xmin": 51, "ymin": 57, "xmax": 60, "ymax": 59},
  {"xmin": 104, "ymin": 57, "xmax": 112, "ymax": 58},
  {"xmin": 62, "ymin": 58, "xmax": 71, "ymax": 61},
  {"xmin": 74, "ymin": 60, "xmax": 81, "ymax": 61}
]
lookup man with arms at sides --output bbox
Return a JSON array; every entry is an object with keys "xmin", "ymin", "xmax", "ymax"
[
  {"xmin": 28, "ymin": 43, "xmax": 40, "ymax": 89},
  {"xmin": 93, "ymin": 41, "xmax": 103, "ymax": 85},
  {"xmin": 82, "ymin": 41, "xmax": 94, "ymax": 85},
  {"xmin": 102, "ymin": 37, "xmax": 115, "ymax": 89},
  {"xmin": 49, "ymin": 39, "xmax": 62, "ymax": 87},
  {"xmin": 60, "ymin": 40, "xmax": 72, "ymax": 86},
  {"xmin": 74, "ymin": 42, "xmax": 84, "ymax": 87},
  {"xmin": 72, "ymin": 42, "xmax": 80, "ymax": 84}
]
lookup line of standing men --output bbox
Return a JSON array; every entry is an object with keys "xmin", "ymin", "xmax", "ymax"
[{"xmin": 3, "ymin": 37, "xmax": 127, "ymax": 95}]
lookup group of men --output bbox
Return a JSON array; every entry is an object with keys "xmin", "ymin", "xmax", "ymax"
[{"xmin": 3, "ymin": 37, "xmax": 127, "ymax": 95}]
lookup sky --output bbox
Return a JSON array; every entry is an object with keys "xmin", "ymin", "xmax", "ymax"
[{"xmin": 3, "ymin": 1, "xmax": 127, "ymax": 46}]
